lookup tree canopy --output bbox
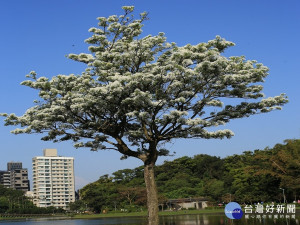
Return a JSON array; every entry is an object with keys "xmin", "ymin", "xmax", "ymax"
[{"xmin": 2, "ymin": 6, "xmax": 287, "ymax": 162}]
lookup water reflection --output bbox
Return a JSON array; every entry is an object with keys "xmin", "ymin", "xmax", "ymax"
[
  {"xmin": 161, "ymin": 214, "xmax": 209, "ymax": 225},
  {"xmin": 160, "ymin": 214, "xmax": 299, "ymax": 225},
  {"xmin": 0, "ymin": 214, "xmax": 298, "ymax": 225}
]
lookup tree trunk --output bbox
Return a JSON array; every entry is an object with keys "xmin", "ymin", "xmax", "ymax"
[{"xmin": 144, "ymin": 162, "xmax": 159, "ymax": 225}]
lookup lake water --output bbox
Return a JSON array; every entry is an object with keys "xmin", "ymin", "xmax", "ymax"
[{"xmin": 0, "ymin": 214, "xmax": 299, "ymax": 225}]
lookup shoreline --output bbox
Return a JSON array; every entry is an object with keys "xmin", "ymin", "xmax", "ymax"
[
  {"xmin": 0, "ymin": 209, "xmax": 224, "ymax": 220},
  {"xmin": 73, "ymin": 208, "xmax": 225, "ymax": 219},
  {"xmin": 1, "ymin": 208, "xmax": 299, "ymax": 221}
]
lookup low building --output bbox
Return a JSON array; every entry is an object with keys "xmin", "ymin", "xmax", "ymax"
[{"xmin": 166, "ymin": 198, "xmax": 209, "ymax": 210}]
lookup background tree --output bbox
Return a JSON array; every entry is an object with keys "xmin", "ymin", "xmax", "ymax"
[
  {"xmin": 69, "ymin": 200, "xmax": 86, "ymax": 213},
  {"xmin": 76, "ymin": 140, "xmax": 299, "ymax": 215},
  {"xmin": 112, "ymin": 169, "xmax": 136, "ymax": 183},
  {"xmin": 118, "ymin": 187, "xmax": 139, "ymax": 206},
  {"xmin": 268, "ymin": 140, "xmax": 300, "ymax": 201},
  {"xmin": 1, "ymin": 6, "xmax": 288, "ymax": 225},
  {"xmin": 80, "ymin": 175, "xmax": 119, "ymax": 213},
  {"xmin": 203, "ymin": 179, "xmax": 225, "ymax": 201},
  {"xmin": 118, "ymin": 186, "xmax": 147, "ymax": 208}
]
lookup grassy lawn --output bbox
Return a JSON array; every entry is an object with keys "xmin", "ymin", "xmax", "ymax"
[
  {"xmin": 72, "ymin": 208, "xmax": 225, "ymax": 219},
  {"xmin": 0, "ymin": 214, "xmax": 70, "ymax": 220},
  {"xmin": 1, "ymin": 207, "xmax": 299, "ymax": 220}
]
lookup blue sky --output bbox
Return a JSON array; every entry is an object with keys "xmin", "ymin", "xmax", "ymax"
[{"xmin": 0, "ymin": 1, "xmax": 299, "ymax": 190}]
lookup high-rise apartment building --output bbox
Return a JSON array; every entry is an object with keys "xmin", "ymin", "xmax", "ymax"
[
  {"xmin": 0, "ymin": 162, "xmax": 29, "ymax": 192},
  {"xmin": 32, "ymin": 149, "xmax": 75, "ymax": 209}
]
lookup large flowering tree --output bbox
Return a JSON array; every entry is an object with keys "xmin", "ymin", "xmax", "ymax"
[{"xmin": 2, "ymin": 6, "xmax": 288, "ymax": 225}]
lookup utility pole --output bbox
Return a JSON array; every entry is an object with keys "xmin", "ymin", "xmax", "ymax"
[{"xmin": 279, "ymin": 188, "xmax": 286, "ymax": 204}]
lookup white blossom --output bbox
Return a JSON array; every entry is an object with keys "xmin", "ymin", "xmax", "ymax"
[{"xmin": 1, "ymin": 6, "xmax": 288, "ymax": 155}]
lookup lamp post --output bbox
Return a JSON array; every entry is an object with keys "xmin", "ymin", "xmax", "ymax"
[
  {"xmin": 279, "ymin": 188, "xmax": 286, "ymax": 204},
  {"xmin": 113, "ymin": 201, "xmax": 117, "ymax": 211}
]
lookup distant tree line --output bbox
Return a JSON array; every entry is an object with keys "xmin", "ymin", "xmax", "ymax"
[
  {"xmin": 0, "ymin": 185, "xmax": 65, "ymax": 214},
  {"xmin": 72, "ymin": 139, "xmax": 300, "ymax": 213}
]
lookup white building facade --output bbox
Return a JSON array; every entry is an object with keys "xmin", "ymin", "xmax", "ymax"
[{"xmin": 32, "ymin": 149, "xmax": 75, "ymax": 209}]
